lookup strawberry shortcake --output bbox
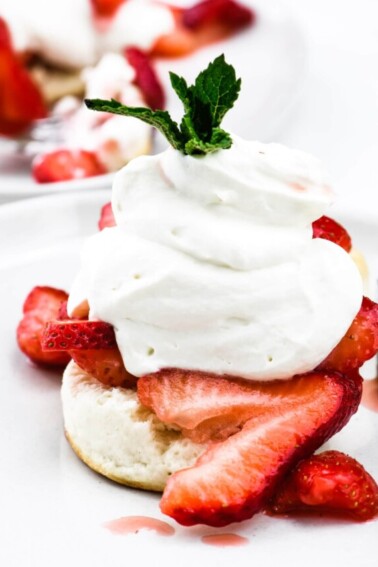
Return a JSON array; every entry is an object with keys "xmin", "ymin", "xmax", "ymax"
[{"xmin": 18, "ymin": 56, "xmax": 378, "ymax": 526}]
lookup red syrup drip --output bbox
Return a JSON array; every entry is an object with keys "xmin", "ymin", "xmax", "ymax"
[
  {"xmin": 201, "ymin": 533, "xmax": 249, "ymax": 547},
  {"xmin": 361, "ymin": 378, "xmax": 378, "ymax": 413},
  {"xmin": 104, "ymin": 516, "xmax": 175, "ymax": 536}
]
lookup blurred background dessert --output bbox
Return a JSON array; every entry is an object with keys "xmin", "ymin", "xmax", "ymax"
[{"xmin": 0, "ymin": 0, "xmax": 255, "ymax": 183}]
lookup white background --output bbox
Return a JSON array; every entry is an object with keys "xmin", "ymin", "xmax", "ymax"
[{"xmin": 276, "ymin": 0, "xmax": 378, "ymax": 222}]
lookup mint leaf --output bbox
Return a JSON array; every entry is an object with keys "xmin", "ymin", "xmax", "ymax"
[
  {"xmin": 84, "ymin": 99, "xmax": 185, "ymax": 152},
  {"xmin": 85, "ymin": 55, "xmax": 241, "ymax": 156},
  {"xmin": 169, "ymin": 72, "xmax": 189, "ymax": 106},
  {"xmin": 184, "ymin": 128, "xmax": 232, "ymax": 155},
  {"xmin": 194, "ymin": 54, "xmax": 241, "ymax": 128}
]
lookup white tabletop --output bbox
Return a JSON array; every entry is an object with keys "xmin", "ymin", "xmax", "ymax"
[{"xmin": 276, "ymin": 0, "xmax": 378, "ymax": 222}]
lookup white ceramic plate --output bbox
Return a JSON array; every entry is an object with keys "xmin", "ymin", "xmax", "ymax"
[
  {"xmin": 0, "ymin": 191, "xmax": 377, "ymax": 566},
  {"xmin": 0, "ymin": 0, "xmax": 306, "ymax": 203}
]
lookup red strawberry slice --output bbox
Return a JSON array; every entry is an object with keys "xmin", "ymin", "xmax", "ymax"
[
  {"xmin": 320, "ymin": 297, "xmax": 378, "ymax": 373},
  {"xmin": 153, "ymin": 370, "xmax": 361, "ymax": 526},
  {"xmin": 70, "ymin": 349, "xmax": 137, "ymax": 388},
  {"xmin": 138, "ymin": 369, "xmax": 315, "ymax": 443},
  {"xmin": 90, "ymin": 0, "xmax": 126, "ymax": 18},
  {"xmin": 312, "ymin": 216, "xmax": 352, "ymax": 252},
  {"xmin": 42, "ymin": 319, "xmax": 135, "ymax": 388},
  {"xmin": 0, "ymin": 18, "xmax": 47, "ymax": 136},
  {"xmin": 32, "ymin": 149, "xmax": 106, "ymax": 183},
  {"xmin": 182, "ymin": 0, "xmax": 255, "ymax": 31},
  {"xmin": 268, "ymin": 450, "xmax": 378, "ymax": 521},
  {"xmin": 98, "ymin": 202, "xmax": 116, "ymax": 230},
  {"xmin": 17, "ymin": 286, "xmax": 71, "ymax": 367},
  {"xmin": 42, "ymin": 320, "xmax": 117, "ymax": 350},
  {"xmin": 125, "ymin": 47, "xmax": 165, "ymax": 110}
]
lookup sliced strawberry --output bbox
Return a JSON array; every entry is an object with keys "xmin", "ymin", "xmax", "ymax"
[
  {"xmin": 182, "ymin": 0, "xmax": 255, "ymax": 31},
  {"xmin": 98, "ymin": 202, "xmax": 116, "ymax": 231},
  {"xmin": 138, "ymin": 369, "xmax": 311, "ymax": 443},
  {"xmin": 156, "ymin": 370, "xmax": 361, "ymax": 526},
  {"xmin": 17, "ymin": 286, "xmax": 71, "ymax": 367},
  {"xmin": 320, "ymin": 297, "xmax": 378, "ymax": 373},
  {"xmin": 312, "ymin": 216, "xmax": 352, "ymax": 252},
  {"xmin": 90, "ymin": 0, "xmax": 126, "ymax": 18},
  {"xmin": 32, "ymin": 149, "xmax": 106, "ymax": 183},
  {"xmin": 42, "ymin": 320, "xmax": 116, "ymax": 350},
  {"xmin": 42, "ymin": 319, "xmax": 135, "ymax": 388},
  {"xmin": 70, "ymin": 349, "xmax": 136, "ymax": 388},
  {"xmin": 0, "ymin": 18, "xmax": 47, "ymax": 136},
  {"xmin": 125, "ymin": 47, "xmax": 165, "ymax": 110},
  {"xmin": 268, "ymin": 450, "xmax": 378, "ymax": 521},
  {"xmin": 57, "ymin": 301, "xmax": 69, "ymax": 320}
]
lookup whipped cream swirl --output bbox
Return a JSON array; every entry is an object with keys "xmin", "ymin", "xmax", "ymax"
[{"xmin": 69, "ymin": 137, "xmax": 363, "ymax": 379}]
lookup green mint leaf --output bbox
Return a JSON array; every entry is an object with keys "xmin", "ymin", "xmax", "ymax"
[
  {"xmin": 184, "ymin": 128, "xmax": 232, "ymax": 156},
  {"xmin": 85, "ymin": 55, "xmax": 241, "ymax": 156},
  {"xmin": 169, "ymin": 72, "xmax": 189, "ymax": 106},
  {"xmin": 170, "ymin": 73, "xmax": 212, "ymax": 144},
  {"xmin": 193, "ymin": 54, "xmax": 241, "ymax": 128},
  {"xmin": 84, "ymin": 98, "xmax": 185, "ymax": 152}
]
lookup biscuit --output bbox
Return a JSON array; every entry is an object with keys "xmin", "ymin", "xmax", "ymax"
[{"xmin": 61, "ymin": 361, "xmax": 204, "ymax": 491}]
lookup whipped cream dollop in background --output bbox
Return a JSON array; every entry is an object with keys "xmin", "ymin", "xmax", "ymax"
[
  {"xmin": 69, "ymin": 136, "xmax": 363, "ymax": 380},
  {"xmin": 0, "ymin": 0, "xmax": 174, "ymax": 69},
  {"xmin": 55, "ymin": 53, "xmax": 151, "ymax": 171}
]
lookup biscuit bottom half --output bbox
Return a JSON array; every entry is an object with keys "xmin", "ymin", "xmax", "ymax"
[{"xmin": 62, "ymin": 361, "xmax": 204, "ymax": 491}]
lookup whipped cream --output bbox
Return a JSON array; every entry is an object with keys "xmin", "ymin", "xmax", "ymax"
[
  {"xmin": 68, "ymin": 137, "xmax": 363, "ymax": 380},
  {"xmin": 0, "ymin": 0, "xmax": 174, "ymax": 69}
]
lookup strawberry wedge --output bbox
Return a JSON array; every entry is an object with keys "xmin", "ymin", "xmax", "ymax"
[
  {"xmin": 138, "ymin": 370, "xmax": 362, "ymax": 526},
  {"xmin": 312, "ymin": 215, "xmax": 352, "ymax": 252},
  {"xmin": 320, "ymin": 296, "xmax": 378, "ymax": 373},
  {"xmin": 42, "ymin": 319, "xmax": 136, "ymax": 387},
  {"xmin": 268, "ymin": 450, "xmax": 378, "ymax": 521},
  {"xmin": 17, "ymin": 286, "xmax": 71, "ymax": 367}
]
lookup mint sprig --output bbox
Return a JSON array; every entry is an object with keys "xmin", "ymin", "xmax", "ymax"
[{"xmin": 85, "ymin": 55, "xmax": 240, "ymax": 156}]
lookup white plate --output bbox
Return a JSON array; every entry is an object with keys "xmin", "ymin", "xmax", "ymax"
[
  {"xmin": 0, "ymin": 0, "xmax": 306, "ymax": 202},
  {"xmin": 1, "ymin": 192, "xmax": 376, "ymax": 567}
]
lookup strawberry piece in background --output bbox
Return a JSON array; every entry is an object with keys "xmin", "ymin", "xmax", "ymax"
[
  {"xmin": 91, "ymin": 0, "xmax": 126, "ymax": 18},
  {"xmin": 152, "ymin": 0, "xmax": 256, "ymax": 57},
  {"xmin": 125, "ymin": 47, "xmax": 165, "ymax": 109},
  {"xmin": 312, "ymin": 215, "xmax": 352, "ymax": 252},
  {"xmin": 319, "ymin": 296, "xmax": 378, "ymax": 373},
  {"xmin": 32, "ymin": 149, "xmax": 106, "ymax": 183},
  {"xmin": 17, "ymin": 286, "xmax": 71, "ymax": 367},
  {"xmin": 182, "ymin": 0, "xmax": 255, "ymax": 30},
  {"xmin": 0, "ymin": 18, "xmax": 47, "ymax": 137},
  {"xmin": 98, "ymin": 202, "xmax": 116, "ymax": 230},
  {"xmin": 268, "ymin": 450, "xmax": 378, "ymax": 521}
]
